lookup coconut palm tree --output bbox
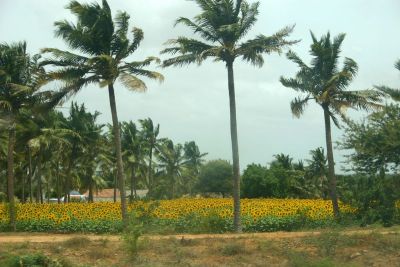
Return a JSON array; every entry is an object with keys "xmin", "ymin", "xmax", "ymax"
[
  {"xmin": 183, "ymin": 141, "xmax": 207, "ymax": 194},
  {"xmin": 161, "ymin": 0, "xmax": 296, "ymax": 232},
  {"xmin": 139, "ymin": 118, "xmax": 162, "ymax": 196},
  {"xmin": 155, "ymin": 139, "xmax": 187, "ymax": 199},
  {"xmin": 0, "ymin": 42, "xmax": 46, "ymax": 229},
  {"xmin": 280, "ymin": 32, "xmax": 382, "ymax": 217},
  {"xmin": 41, "ymin": 0, "xmax": 164, "ymax": 220},
  {"xmin": 376, "ymin": 59, "xmax": 400, "ymax": 100},
  {"xmin": 121, "ymin": 121, "xmax": 145, "ymax": 200},
  {"xmin": 306, "ymin": 147, "xmax": 329, "ymax": 199}
]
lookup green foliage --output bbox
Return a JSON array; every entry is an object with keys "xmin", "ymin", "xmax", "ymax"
[
  {"xmin": 196, "ymin": 159, "xmax": 233, "ymax": 196},
  {"xmin": 1, "ymin": 253, "xmax": 71, "ymax": 267},
  {"xmin": 340, "ymin": 105, "xmax": 400, "ymax": 226},
  {"xmin": 342, "ymin": 175, "xmax": 400, "ymax": 227},
  {"xmin": 242, "ymin": 164, "xmax": 272, "ymax": 198},
  {"xmin": 0, "ymin": 219, "xmax": 123, "ymax": 233},
  {"xmin": 0, "ymin": 192, "xmax": 6, "ymax": 202}
]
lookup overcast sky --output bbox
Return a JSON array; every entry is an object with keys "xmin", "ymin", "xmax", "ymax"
[{"xmin": 1, "ymin": 0, "xmax": 399, "ymax": 171}]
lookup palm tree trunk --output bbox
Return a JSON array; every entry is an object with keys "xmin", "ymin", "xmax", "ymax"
[
  {"xmin": 108, "ymin": 83, "xmax": 127, "ymax": 222},
  {"xmin": 226, "ymin": 61, "xmax": 241, "ymax": 233},
  {"xmin": 28, "ymin": 146, "xmax": 33, "ymax": 203},
  {"xmin": 130, "ymin": 166, "xmax": 137, "ymax": 201},
  {"xmin": 56, "ymin": 160, "xmax": 61, "ymax": 204},
  {"xmin": 147, "ymin": 145, "xmax": 153, "ymax": 196},
  {"xmin": 46, "ymin": 181, "xmax": 50, "ymax": 203},
  {"xmin": 88, "ymin": 171, "xmax": 94, "ymax": 203},
  {"xmin": 22, "ymin": 168, "xmax": 25, "ymax": 204},
  {"xmin": 323, "ymin": 107, "xmax": 340, "ymax": 218},
  {"xmin": 7, "ymin": 127, "xmax": 16, "ymax": 231},
  {"xmin": 37, "ymin": 146, "xmax": 43, "ymax": 204},
  {"xmin": 113, "ymin": 171, "xmax": 117, "ymax": 203}
]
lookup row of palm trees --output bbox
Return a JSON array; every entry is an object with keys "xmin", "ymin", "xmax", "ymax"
[
  {"xmin": 1, "ymin": 0, "xmax": 391, "ymax": 232},
  {"xmin": 0, "ymin": 99, "xmax": 206, "ymax": 228}
]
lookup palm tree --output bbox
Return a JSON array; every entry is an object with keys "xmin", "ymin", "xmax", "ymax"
[
  {"xmin": 280, "ymin": 32, "xmax": 382, "ymax": 217},
  {"xmin": 272, "ymin": 153, "xmax": 293, "ymax": 169},
  {"xmin": 0, "ymin": 42, "xmax": 46, "ymax": 229},
  {"xmin": 155, "ymin": 139, "xmax": 187, "ymax": 199},
  {"xmin": 121, "ymin": 121, "xmax": 145, "ymax": 200},
  {"xmin": 41, "ymin": 0, "xmax": 163, "ymax": 221},
  {"xmin": 376, "ymin": 59, "xmax": 400, "ymax": 100},
  {"xmin": 161, "ymin": 0, "xmax": 296, "ymax": 232},
  {"xmin": 183, "ymin": 141, "xmax": 207, "ymax": 194},
  {"xmin": 139, "ymin": 118, "xmax": 162, "ymax": 196},
  {"xmin": 306, "ymin": 147, "xmax": 328, "ymax": 198},
  {"xmin": 28, "ymin": 110, "xmax": 76, "ymax": 203}
]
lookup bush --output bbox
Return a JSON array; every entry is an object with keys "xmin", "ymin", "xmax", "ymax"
[{"xmin": 344, "ymin": 175, "xmax": 400, "ymax": 227}]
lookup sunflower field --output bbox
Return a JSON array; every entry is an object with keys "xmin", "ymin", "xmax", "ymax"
[{"xmin": 0, "ymin": 198, "xmax": 358, "ymax": 233}]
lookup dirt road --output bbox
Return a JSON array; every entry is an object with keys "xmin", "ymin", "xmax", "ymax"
[{"xmin": 1, "ymin": 228, "xmax": 399, "ymax": 243}]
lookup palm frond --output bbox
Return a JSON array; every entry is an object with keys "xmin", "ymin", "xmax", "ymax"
[
  {"xmin": 119, "ymin": 73, "xmax": 147, "ymax": 92},
  {"xmin": 337, "ymin": 90, "xmax": 384, "ymax": 111},
  {"xmin": 280, "ymin": 77, "xmax": 308, "ymax": 93},
  {"xmin": 237, "ymin": 1, "xmax": 259, "ymax": 39},
  {"xmin": 175, "ymin": 17, "xmax": 218, "ymax": 42},
  {"xmin": 290, "ymin": 95, "xmax": 311, "ymax": 118},
  {"xmin": 237, "ymin": 25, "xmax": 298, "ymax": 65},
  {"xmin": 40, "ymin": 48, "xmax": 88, "ymax": 66},
  {"xmin": 375, "ymin": 85, "xmax": 400, "ymax": 101},
  {"xmin": 128, "ymin": 27, "xmax": 144, "ymax": 54}
]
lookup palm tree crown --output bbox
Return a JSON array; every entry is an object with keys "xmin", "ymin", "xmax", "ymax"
[
  {"xmin": 42, "ymin": 0, "xmax": 164, "ymax": 103},
  {"xmin": 162, "ymin": 0, "xmax": 296, "ymax": 67},
  {"xmin": 280, "ymin": 32, "xmax": 381, "ymax": 126}
]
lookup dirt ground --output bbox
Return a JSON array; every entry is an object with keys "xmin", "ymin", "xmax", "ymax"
[{"xmin": 0, "ymin": 227, "xmax": 400, "ymax": 267}]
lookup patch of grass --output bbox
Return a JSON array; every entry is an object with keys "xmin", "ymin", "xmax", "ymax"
[
  {"xmin": 97, "ymin": 237, "xmax": 109, "ymax": 246},
  {"xmin": 87, "ymin": 247, "xmax": 108, "ymax": 260},
  {"xmin": 286, "ymin": 250, "xmax": 356, "ymax": 267},
  {"xmin": 305, "ymin": 231, "xmax": 360, "ymax": 257},
  {"xmin": 48, "ymin": 243, "xmax": 64, "ymax": 254},
  {"xmin": 62, "ymin": 236, "xmax": 91, "ymax": 249},
  {"xmin": 220, "ymin": 241, "xmax": 245, "ymax": 256},
  {"xmin": 368, "ymin": 232, "xmax": 400, "ymax": 252}
]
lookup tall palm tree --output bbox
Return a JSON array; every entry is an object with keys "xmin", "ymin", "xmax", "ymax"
[
  {"xmin": 41, "ymin": 0, "xmax": 163, "ymax": 221},
  {"xmin": 376, "ymin": 59, "xmax": 400, "ymax": 100},
  {"xmin": 280, "ymin": 32, "xmax": 382, "ymax": 217},
  {"xmin": 161, "ymin": 0, "xmax": 296, "ymax": 232},
  {"xmin": 0, "ymin": 42, "xmax": 46, "ymax": 229}
]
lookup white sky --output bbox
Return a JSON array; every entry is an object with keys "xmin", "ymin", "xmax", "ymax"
[{"xmin": 1, "ymin": 0, "xmax": 399, "ymax": 171}]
